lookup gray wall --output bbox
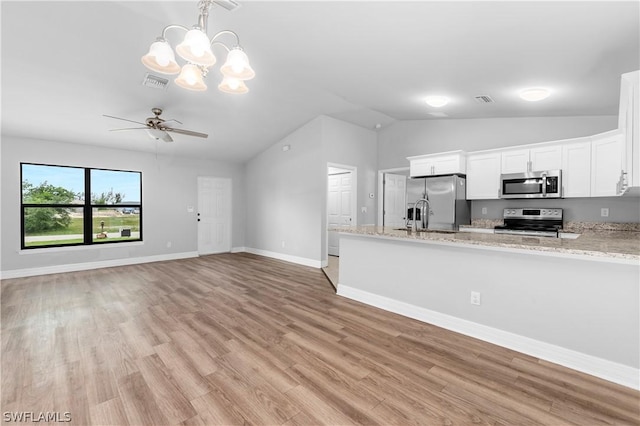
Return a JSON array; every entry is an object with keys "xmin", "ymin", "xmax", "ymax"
[
  {"xmin": 0, "ymin": 136, "xmax": 245, "ymax": 273},
  {"xmin": 377, "ymin": 115, "xmax": 640, "ymax": 223}
]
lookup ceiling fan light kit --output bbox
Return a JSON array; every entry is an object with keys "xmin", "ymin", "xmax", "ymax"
[
  {"xmin": 141, "ymin": 0, "xmax": 254, "ymax": 93},
  {"xmin": 104, "ymin": 108, "xmax": 209, "ymax": 141}
]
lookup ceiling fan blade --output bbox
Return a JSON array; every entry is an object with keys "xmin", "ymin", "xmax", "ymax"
[
  {"xmin": 103, "ymin": 114, "xmax": 148, "ymax": 126},
  {"xmin": 161, "ymin": 132, "xmax": 174, "ymax": 143},
  {"xmin": 164, "ymin": 127, "xmax": 208, "ymax": 139},
  {"xmin": 109, "ymin": 127, "xmax": 149, "ymax": 132},
  {"xmin": 163, "ymin": 118, "xmax": 183, "ymax": 125}
]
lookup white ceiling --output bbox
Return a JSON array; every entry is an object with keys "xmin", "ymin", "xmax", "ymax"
[{"xmin": 2, "ymin": 1, "xmax": 639, "ymax": 163}]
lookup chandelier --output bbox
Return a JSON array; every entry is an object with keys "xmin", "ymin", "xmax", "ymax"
[{"xmin": 141, "ymin": 0, "xmax": 254, "ymax": 94}]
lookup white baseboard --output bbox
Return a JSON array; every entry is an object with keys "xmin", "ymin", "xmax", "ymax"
[
  {"xmin": 244, "ymin": 247, "xmax": 322, "ymax": 268},
  {"xmin": 0, "ymin": 251, "xmax": 199, "ymax": 279},
  {"xmin": 337, "ymin": 284, "xmax": 640, "ymax": 390},
  {"xmin": 231, "ymin": 246, "xmax": 247, "ymax": 253}
]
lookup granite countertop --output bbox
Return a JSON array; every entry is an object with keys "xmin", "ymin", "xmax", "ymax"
[{"xmin": 335, "ymin": 225, "xmax": 640, "ymax": 262}]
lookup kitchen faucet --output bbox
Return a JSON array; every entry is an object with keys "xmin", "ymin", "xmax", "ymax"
[{"xmin": 412, "ymin": 198, "xmax": 431, "ymax": 231}]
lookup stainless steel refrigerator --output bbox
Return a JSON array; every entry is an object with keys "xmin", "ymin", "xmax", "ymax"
[{"xmin": 406, "ymin": 175, "xmax": 470, "ymax": 231}]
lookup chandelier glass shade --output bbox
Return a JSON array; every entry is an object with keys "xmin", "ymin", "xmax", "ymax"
[
  {"xmin": 141, "ymin": 0, "xmax": 254, "ymax": 93},
  {"xmin": 175, "ymin": 63, "xmax": 208, "ymax": 91},
  {"xmin": 218, "ymin": 76, "xmax": 248, "ymax": 94}
]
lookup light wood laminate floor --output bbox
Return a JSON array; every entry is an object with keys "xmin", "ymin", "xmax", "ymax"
[{"xmin": 2, "ymin": 253, "xmax": 638, "ymax": 425}]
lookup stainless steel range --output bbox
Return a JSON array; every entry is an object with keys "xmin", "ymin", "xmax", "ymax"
[{"xmin": 494, "ymin": 208, "xmax": 563, "ymax": 237}]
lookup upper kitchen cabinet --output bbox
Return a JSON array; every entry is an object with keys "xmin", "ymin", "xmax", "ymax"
[
  {"xmin": 408, "ymin": 151, "xmax": 466, "ymax": 178},
  {"xmin": 618, "ymin": 70, "xmax": 640, "ymax": 191},
  {"xmin": 591, "ymin": 130, "xmax": 625, "ymax": 197},
  {"xmin": 466, "ymin": 151, "xmax": 501, "ymax": 199},
  {"xmin": 561, "ymin": 137, "xmax": 591, "ymax": 198},
  {"xmin": 501, "ymin": 144, "xmax": 562, "ymax": 174}
]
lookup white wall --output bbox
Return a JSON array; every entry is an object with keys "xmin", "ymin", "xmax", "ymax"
[
  {"xmin": 338, "ymin": 234, "xmax": 640, "ymax": 389},
  {"xmin": 244, "ymin": 116, "xmax": 377, "ymax": 266},
  {"xmin": 245, "ymin": 117, "xmax": 325, "ymax": 266},
  {"xmin": 378, "ymin": 115, "xmax": 618, "ymax": 169},
  {"xmin": 0, "ymin": 136, "xmax": 245, "ymax": 276},
  {"xmin": 322, "ymin": 116, "xmax": 378, "ymax": 260}
]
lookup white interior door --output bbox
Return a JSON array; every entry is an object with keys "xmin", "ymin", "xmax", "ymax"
[
  {"xmin": 328, "ymin": 171, "xmax": 353, "ymax": 256},
  {"xmin": 197, "ymin": 177, "xmax": 231, "ymax": 255},
  {"xmin": 383, "ymin": 173, "xmax": 407, "ymax": 227}
]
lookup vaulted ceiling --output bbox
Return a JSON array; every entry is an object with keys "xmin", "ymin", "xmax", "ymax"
[{"xmin": 2, "ymin": 1, "xmax": 639, "ymax": 163}]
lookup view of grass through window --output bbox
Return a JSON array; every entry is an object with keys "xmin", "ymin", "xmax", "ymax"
[{"xmin": 21, "ymin": 164, "xmax": 142, "ymax": 248}]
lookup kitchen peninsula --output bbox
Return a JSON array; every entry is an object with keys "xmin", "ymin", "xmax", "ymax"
[{"xmin": 335, "ymin": 225, "xmax": 640, "ymax": 390}]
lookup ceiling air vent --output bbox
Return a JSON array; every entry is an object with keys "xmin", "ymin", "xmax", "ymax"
[
  {"xmin": 142, "ymin": 73, "xmax": 169, "ymax": 90},
  {"xmin": 474, "ymin": 95, "xmax": 495, "ymax": 104}
]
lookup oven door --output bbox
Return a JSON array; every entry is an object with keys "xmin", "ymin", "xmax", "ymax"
[{"xmin": 500, "ymin": 171, "xmax": 561, "ymax": 199}]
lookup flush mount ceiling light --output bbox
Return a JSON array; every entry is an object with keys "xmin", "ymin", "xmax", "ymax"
[
  {"xmin": 141, "ymin": 0, "xmax": 255, "ymax": 93},
  {"xmin": 519, "ymin": 88, "xmax": 550, "ymax": 102},
  {"xmin": 425, "ymin": 96, "xmax": 449, "ymax": 108}
]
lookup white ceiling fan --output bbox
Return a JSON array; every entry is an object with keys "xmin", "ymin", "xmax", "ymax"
[{"xmin": 104, "ymin": 108, "xmax": 208, "ymax": 142}]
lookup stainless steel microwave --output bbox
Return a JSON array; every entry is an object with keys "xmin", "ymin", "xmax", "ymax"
[{"xmin": 499, "ymin": 170, "xmax": 562, "ymax": 199}]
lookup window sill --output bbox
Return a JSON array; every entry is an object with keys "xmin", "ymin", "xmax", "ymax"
[{"xmin": 19, "ymin": 241, "xmax": 144, "ymax": 255}]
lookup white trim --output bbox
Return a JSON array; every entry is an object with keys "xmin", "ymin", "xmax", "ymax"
[
  {"xmin": 377, "ymin": 167, "xmax": 410, "ymax": 227},
  {"xmin": 0, "ymin": 251, "xmax": 199, "ymax": 280},
  {"xmin": 337, "ymin": 284, "xmax": 640, "ymax": 390},
  {"xmin": 326, "ymin": 162, "xmax": 358, "ymax": 262},
  {"xmin": 245, "ymin": 247, "xmax": 322, "ymax": 268},
  {"xmin": 231, "ymin": 246, "xmax": 247, "ymax": 253}
]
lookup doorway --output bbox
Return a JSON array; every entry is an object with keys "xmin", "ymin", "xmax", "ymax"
[
  {"xmin": 197, "ymin": 177, "xmax": 232, "ymax": 255},
  {"xmin": 377, "ymin": 168, "xmax": 409, "ymax": 227},
  {"xmin": 327, "ymin": 164, "xmax": 357, "ymax": 257}
]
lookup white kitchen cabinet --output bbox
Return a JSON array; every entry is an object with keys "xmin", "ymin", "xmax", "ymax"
[
  {"xmin": 500, "ymin": 148, "xmax": 530, "ymax": 174},
  {"xmin": 591, "ymin": 131, "xmax": 625, "ymax": 197},
  {"xmin": 408, "ymin": 151, "xmax": 466, "ymax": 177},
  {"xmin": 466, "ymin": 152, "xmax": 501, "ymax": 199},
  {"xmin": 501, "ymin": 145, "xmax": 562, "ymax": 174},
  {"xmin": 561, "ymin": 138, "xmax": 591, "ymax": 198},
  {"xmin": 530, "ymin": 145, "xmax": 563, "ymax": 171},
  {"xmin": 619, "ymin": 70, "xmax": 639, "ymax": 190}
]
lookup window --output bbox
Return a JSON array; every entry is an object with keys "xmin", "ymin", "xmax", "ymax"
[{"xmin": 21, "ymin": 163, "xmax": 142, "ymax": 249}]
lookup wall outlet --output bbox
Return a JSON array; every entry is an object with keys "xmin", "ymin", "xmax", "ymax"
[
  {"xmin": 601, "ymin": 208, "xmax": 610, "ymax": 217},
  {"xmin": 281, "ymin": 240, "xmax": 285, "ymax": 248},
  {"xmin": 481, "ymin": 207, "xmax": 487, "ymax": 215},
  {"xmin": 166, "ymin": 241, "xmax": 172, "ymax": 248},
  {"xmin": 470, "ymin": 291, "xmax": 481, "ymax": 306}
]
